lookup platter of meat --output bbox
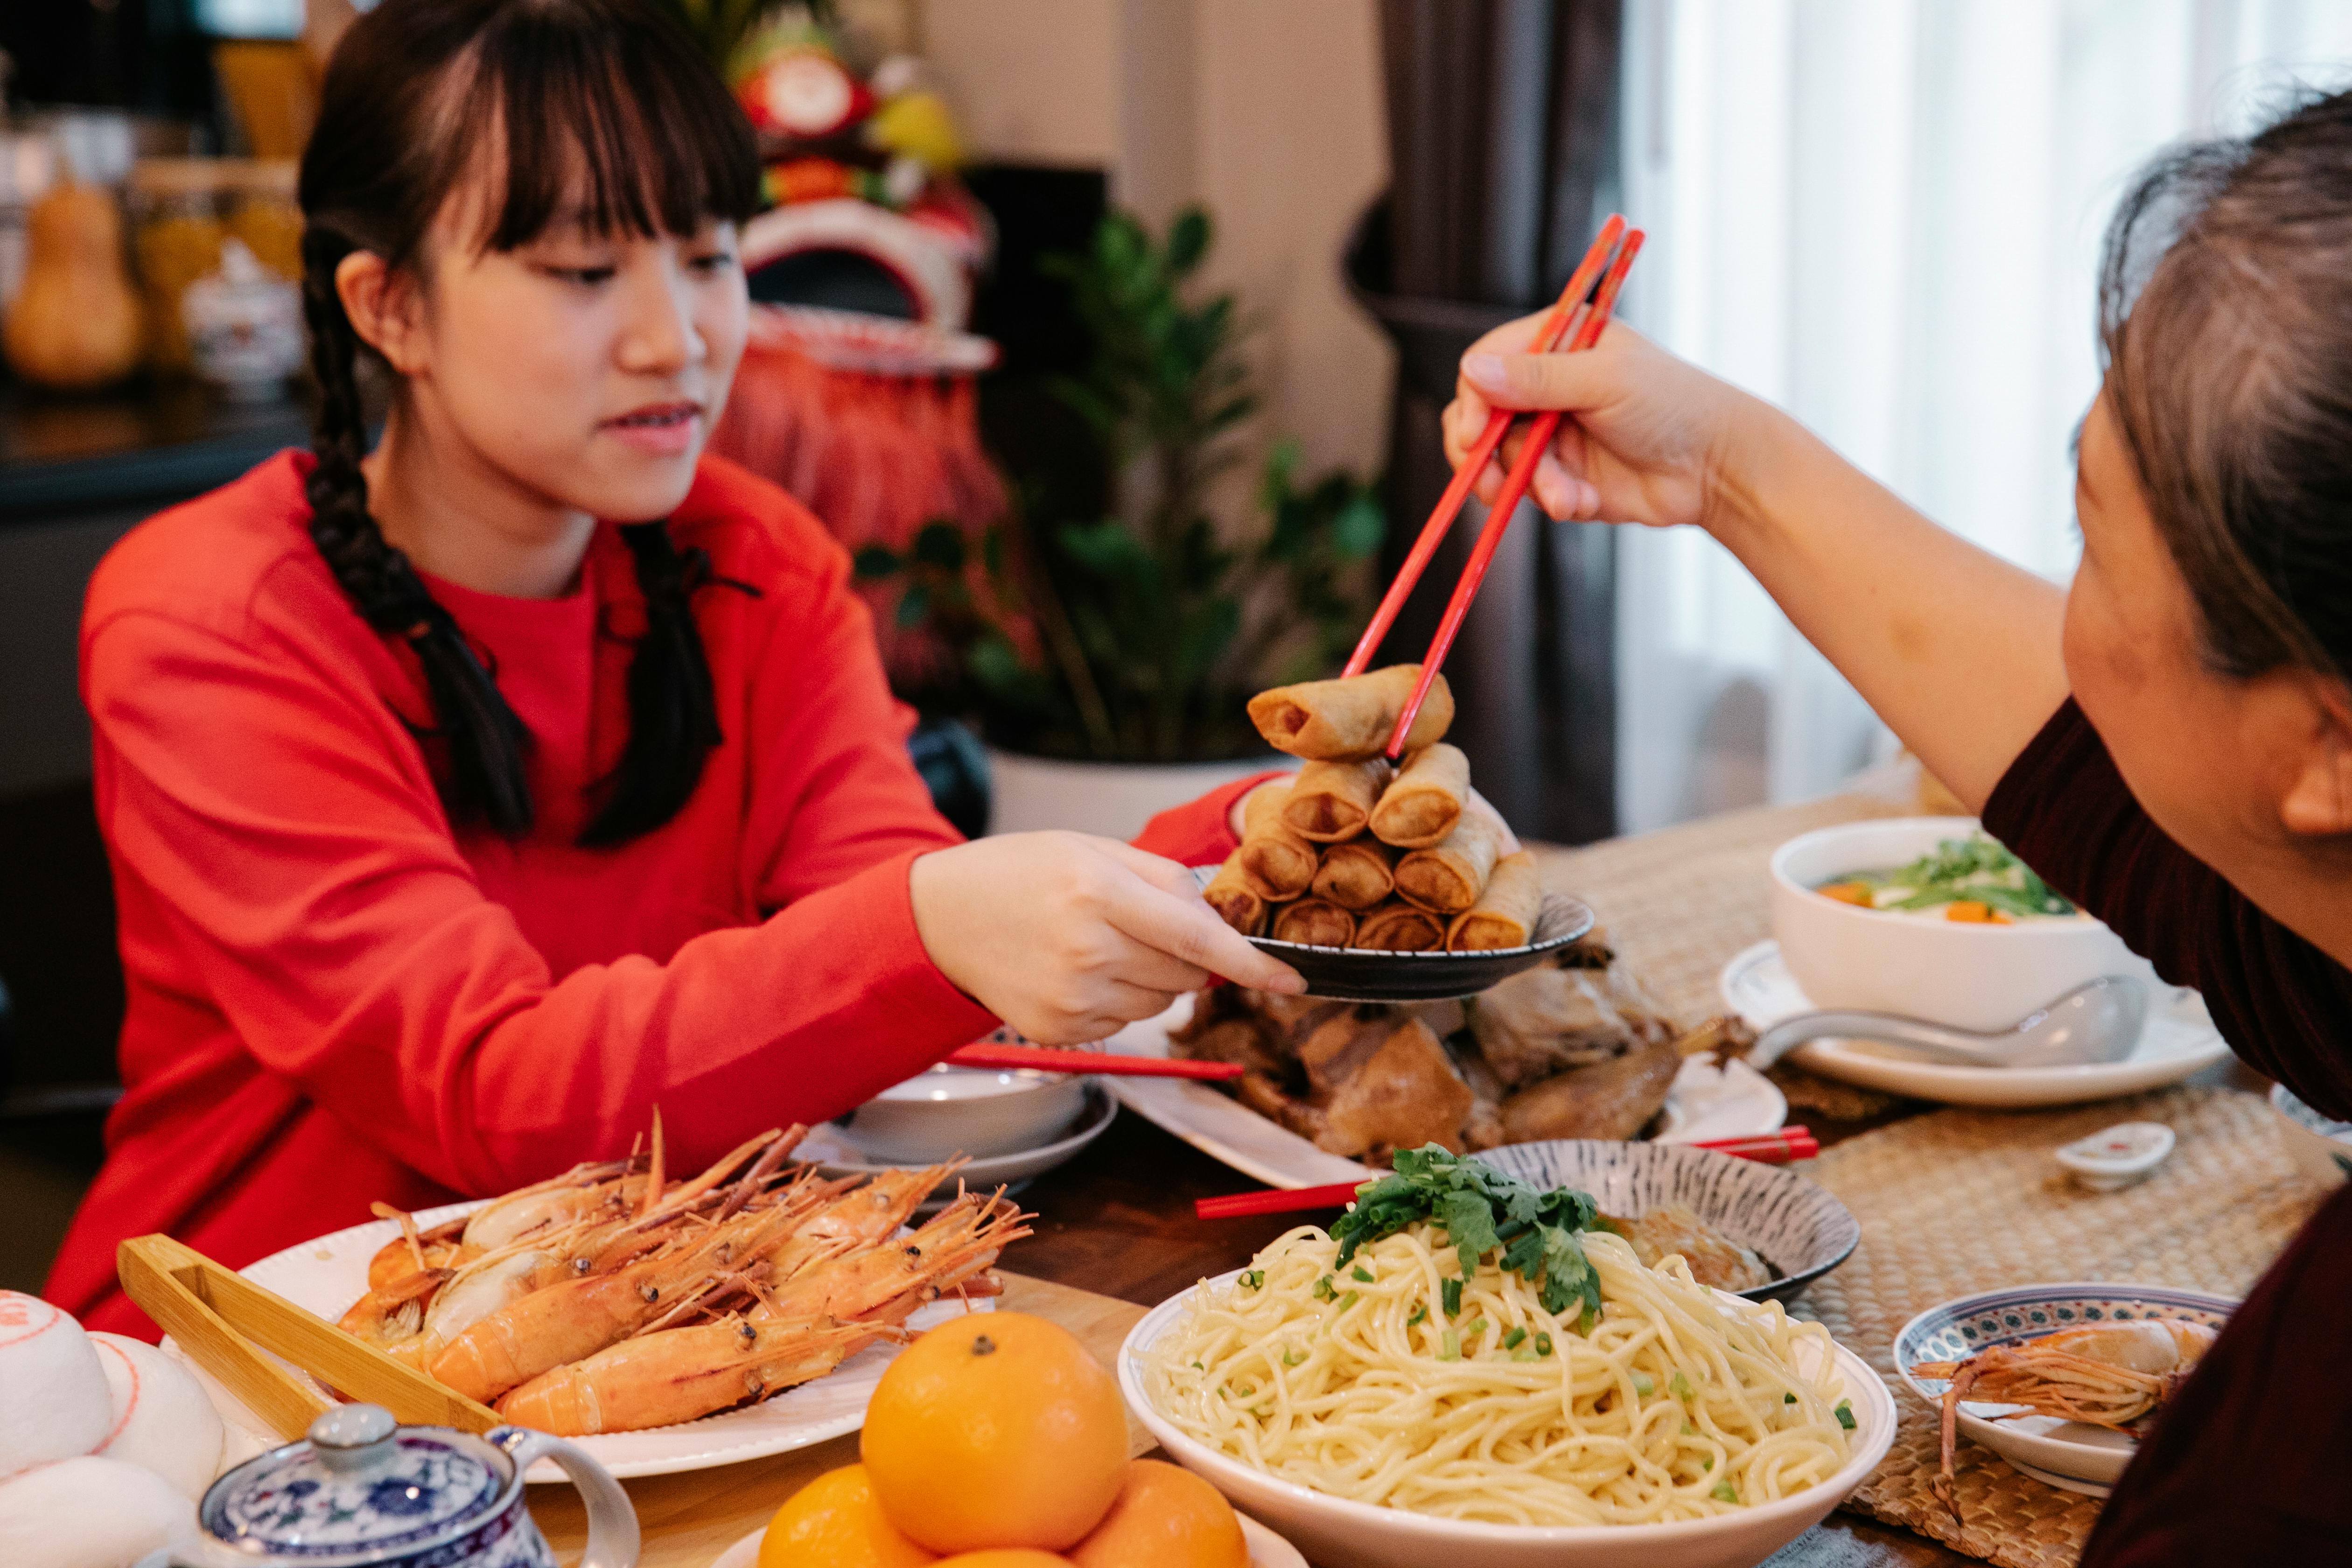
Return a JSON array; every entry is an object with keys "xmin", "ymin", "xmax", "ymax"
[{"xmin": 1102, "ymin": 933, "xmax": 1786, "ymax": 1190}]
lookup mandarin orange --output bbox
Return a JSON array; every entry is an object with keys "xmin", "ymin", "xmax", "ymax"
[
  {"xmin": 1068, "ymin": 1460, "xmax": 1248, "ymax": 1568},
  {"xmin": 758, "ymin": 1463, "xmax": 938, "ymax": 1568},
  {"xmin": 927, "ymin": 1554, "xmax": 1072, "ymax": 1568},
  {"xmin": 861, "ymin": 1312, "xmax": 1128, "ymax": 1553}
]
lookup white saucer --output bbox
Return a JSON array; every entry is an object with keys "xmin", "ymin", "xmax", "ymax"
[
  {"xmin": 1720, "ymin": 940, "xmax": 2229, "ymax": 1107},
  {"xmin": 796, "ymin": 1083, "xmax": 1119, "ymax": 1208}
]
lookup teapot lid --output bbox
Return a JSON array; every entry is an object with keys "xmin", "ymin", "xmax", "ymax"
[{"xmin": 201, "ymin": 1405, "xmax": 511, "ymax": 1560}]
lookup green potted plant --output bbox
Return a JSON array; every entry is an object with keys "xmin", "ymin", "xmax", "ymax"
[{"xmin": 855, "ymin": 205, "xmax": 1387, "ymax": 837}]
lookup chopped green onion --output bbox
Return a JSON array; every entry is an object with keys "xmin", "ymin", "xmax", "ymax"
[
  {"xmin": 1281, "ymin": 1348, "xmax": 1304, "ymax": 1367},
  {"xmin": 1351, "ymin": 1265, "xmax": 1375, "ymax": 1283},
  {"xmin": 1407, "ymin": 1303, "xmax": 1428, "ymax": 1327},
  {"xmin": 1834, "ymin": 1400, "xmax": 1855, "ymax": 1430},
  {"xmin": 1631, "ymin": 1372, "xmax": 1655, "ymax": 1396},
  {"xmin": 1784, "ymin": 1392, "xmax": 1798, "ymax": 1404},
  {"xmin": 1511, "ymin": 1346, "xmax": 1540, "ymax": 1363},
  {"xmin": 1669, "ymin": 1371, "xmax": 1694, "ymax": 1400},
  {"xmin": 1464, "ymin": 1317, "xmax": 1489, "ymax": 1340},
  {"xmin": 1439, "ymin": 1329, "xmax": 1461, "ymax": 1362},
  {"xmin": 1681, "ymin": 1419, "xmax": 1698, "ymax": 1437},
  {"xmin": 1240, "ymin": 1269, "xmax": 1265, "ymax": 1290},
  {"xmin": 1502, "ymin": 1326, "xmax": 1527, "ymax": 1349},
  {"xmin": 1442, "ymin": 1278, "xmax": 1463, "ymax": 1317},
  {"xmin": 1190, "ymin": 1361, "xmax": 1204, "ymax": 1371},
  {"xmin": 1338, "ymin": 1290, "xmax": 1360, "ymax": 1311},
  {"xmin": 1534, "ymin": 1333, "xmax": 1554, "ymax": 1357},
  {"xmin": 1701, "ymin": 1455, "xmax": 1713, "ymax": 1470},
  {"xmin": 1310, "ymin": 1274, "xmax": 1336, "ymax": 1302},
  {"xmin": 1712, "ymin": 1482, "xmax": 1738, "ymax": 1503}
]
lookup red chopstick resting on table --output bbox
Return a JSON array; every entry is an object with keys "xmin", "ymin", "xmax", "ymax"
[
  {"xmin": 1193, "ymin": 1124, "xmax": 1819, "ymax": 1220},
  {"xmin": 943, "ymin": 1043, "xmax": 1244, "ymax": 1080},
  {"xmin": 1339, "ymin": 214, "xmax": 1627, "ymax": 679},
  {"xmin": 1382, "ymin": 229, "xmax": 1645, "ymax": 757}
]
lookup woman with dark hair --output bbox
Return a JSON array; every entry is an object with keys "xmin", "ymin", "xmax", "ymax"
[
  {"xmin": 46, "ymin": 0, "xmax": 1299, "ymax": 1337},
  {"xmin": 1449, "ymin": 91, "xmax": 2352, "ymax": 1558}
]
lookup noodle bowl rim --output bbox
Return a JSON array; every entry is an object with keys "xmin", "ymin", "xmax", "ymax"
[{"xmin": 1119, "ymin": 1266, "xmax": 1896, "ymax": 1546}]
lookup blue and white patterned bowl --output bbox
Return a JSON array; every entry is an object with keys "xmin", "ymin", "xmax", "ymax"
[
  {"xmin": 2269, "ymin": 1082, "xmax": 2352, "ymax": 1187},
  {"xmin": 1894, "ymin": 1283, "xmax": 2235, "ymax": 1495},
  {"xmin": 1472, "ymin": 1139, "xmax": 1859, "ymax": 1304}
]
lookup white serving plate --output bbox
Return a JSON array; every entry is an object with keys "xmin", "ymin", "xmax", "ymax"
[
  {"xmin": 1121, "ymin": 1268, "xmax": 1895, "ymax": 1568},
  {"xmin": 706, "ymin": 1506, "xmax": 1310, "ymax": 1568},
  {"xmin": 1101, "ymin": 994, "xmax": 1786, "ymax": 1190},
  {"xmin": 796, "ymin": 1083, "xmax": 1120, "ymax": 1209},
  {"xmin": 175, "ymin": 1200, "xmax": 993, "ymax": 1482},
  {"xmin": 1893, "ymin": 1283, "xmax": 2235, "ymax": 1497},
  {"xmin": 1720, "ymin": 941, "xmax": 2228, "ymax": 1107}
]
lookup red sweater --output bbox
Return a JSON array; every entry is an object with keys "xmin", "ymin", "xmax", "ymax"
[{"xmin": 46, "ymin": 451, "xmax": 1253, "ymax": 1337}]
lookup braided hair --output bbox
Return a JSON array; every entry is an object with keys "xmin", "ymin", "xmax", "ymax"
[{"xmin": 295, "ymin": 0, "xmax": 757, "ymax": 842}]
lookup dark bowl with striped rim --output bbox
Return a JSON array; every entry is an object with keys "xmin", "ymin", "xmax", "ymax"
[{"xmin": 1473, "ymin": 1138, "xmax": 1860, "ymax": 1304}]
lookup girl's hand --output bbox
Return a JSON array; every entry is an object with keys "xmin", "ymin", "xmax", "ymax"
[
  {"xmin": 1444, "ymin": 317, "xmax": 1775, "ymax": 532},
  {"xmin": 909, "ymin": 832, "xmax": 1305, "ymax": 1045}
]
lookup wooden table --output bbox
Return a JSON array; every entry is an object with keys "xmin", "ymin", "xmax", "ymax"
[{"xmin": 549, "ymin": 788, "xmax": 2268, "ymax": 1567}]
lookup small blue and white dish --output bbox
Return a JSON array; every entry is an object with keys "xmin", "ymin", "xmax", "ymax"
[
  {"xmin": 1472, "ymin": 1138, "xmax": 1859, "ymax": 1304},
  {"xmin": 2269, "ymin": 1082, "xmax": 2352, "ymax": 1187},
  {"xmin": 1894, "ymin": 1283, "xmax": 2235, "ymax": 1496}
]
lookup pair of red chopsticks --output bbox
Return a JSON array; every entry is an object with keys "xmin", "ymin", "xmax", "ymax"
[
  {"xmin": 943, "ymin": 1042, "xmax": 1245, "ymax": 1080},
  {"xmin": 1192, "ymin": 1126, "xmax": 1820, "ymax": 1221},
  {"xmin": 1347, "ymin": 215, "xmax": 1646, "ymax": 758}
]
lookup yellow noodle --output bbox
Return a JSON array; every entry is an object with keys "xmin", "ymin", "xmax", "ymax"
[{"xmin": 1141, "ymin": 1225, "xmax": 1849, "ymax": 1527}]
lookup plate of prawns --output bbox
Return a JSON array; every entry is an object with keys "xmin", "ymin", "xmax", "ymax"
[{"xmin": 228, "ymin": 1120, "xmax": 1031, "ymax": 1478}]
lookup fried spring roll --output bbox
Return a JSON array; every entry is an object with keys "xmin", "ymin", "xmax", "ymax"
[
  {"xmin": 1354, "ymin": 899, "xmax": 1445, "ymax": 951},
  {"xmin": 1203, "ymin": 858, "xmax": 1268, "ymax": 936},
  {"xmin": 1271, "ymin": 898, "xmax": 1358, "ymax": 947},
  {"xmin": 1236, "ymin": 781, "xmax": 1318, "ymax": 899},
  {"xmin": 1246, "ymin": 665, "xmax": 1455, "ymax": 760},
  {"xmin": 1393, "ymin": 809, "xmax": 1508, "ymax": 914},
  {"xmin": 1282, "ymin": 758, "xmax": 1391, "ymax": 843},
  {"xmin": 1310, "ymin": 840, "xmax": 1394, "ymax": 910},
  {"xmin": 1369, "ymin": 743, "xmax": 1469, "ymax": 849},
  {"xmin": 1445, "ymin": 850, "xmax": 1543, "ymax": 950}
]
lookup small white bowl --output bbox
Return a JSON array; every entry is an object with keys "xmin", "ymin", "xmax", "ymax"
[
  {"xmin": 1771, "ymin": 817, "xmax": 2153, "ymax": 1034},
  {"xmin": 2269, "ymin": 1083, "xmax": 2352, "ymax": 1187},
  {"xmin": 831, "ymin": 1062, "xmax": 1087, "ymax": 1163},
  {"xmin": 1121, "ymin": 1270, "xmax": 1895, "ymax": 1568}
]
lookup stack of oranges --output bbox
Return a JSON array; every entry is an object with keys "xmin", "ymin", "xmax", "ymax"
[{"xmin": 759, "ymin": 1312, "xmax": 1250, "ymax": 1568}]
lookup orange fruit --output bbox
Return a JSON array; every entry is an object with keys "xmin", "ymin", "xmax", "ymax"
[
  {"xmin": 929, "ymin": 1556, "xmax": 1072, "ymax": 1568},
  {"xmin": 759, "ymin": 1464, "xmax": 938, "ymax": 1568},
  {"xmin": 1069, "ymin": 1460, "xmax": 1248, "ymax": 1568},
  {"xmin": 861, "ymin": 1312, "xmax": 1129, "ymax": 1553}
]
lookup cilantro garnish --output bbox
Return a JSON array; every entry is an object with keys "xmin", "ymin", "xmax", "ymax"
[{"xmin": 1330, "ymin": 1145, "xmax": 1603, "ymax": 1324}]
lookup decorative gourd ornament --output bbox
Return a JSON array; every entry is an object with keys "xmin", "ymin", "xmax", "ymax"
[{"xmin": 3, "ymin": 183, "xmax": 143, "ymax": 390}]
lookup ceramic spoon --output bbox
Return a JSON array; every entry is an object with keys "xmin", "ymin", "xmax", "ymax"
[{"xmin": 1749, "ymin": 975, "xmax": 2148, "ymax": 1072}]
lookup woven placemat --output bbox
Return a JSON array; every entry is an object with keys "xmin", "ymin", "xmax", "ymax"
[{"xmin": 1798, "ymin": 1085, "xmax": 2330, "ymax": 1566}]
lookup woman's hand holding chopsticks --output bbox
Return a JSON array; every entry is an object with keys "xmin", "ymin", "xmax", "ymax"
[{"xmin": 910, "ymin": 833, "xmax": 1305, "ymax": 1045}]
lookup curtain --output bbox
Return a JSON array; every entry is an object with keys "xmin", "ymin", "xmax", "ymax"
[{"xmin": 1611, "ymin": 0, "xmax": 2352, "ymax": 833}]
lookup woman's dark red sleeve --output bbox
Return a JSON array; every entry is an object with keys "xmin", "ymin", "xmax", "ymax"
[{"xmin": 1982, "ymin": 698, "xmax": 2352, "ymax": 1120}]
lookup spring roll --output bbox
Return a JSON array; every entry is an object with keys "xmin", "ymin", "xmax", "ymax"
[
  {"xmin": 1310, "ymin": 839, "xmax": 1394, "ymax": 910},
  {"xmin": 1354, "ymin": 899, "xmax": 1446, "ymax": 951},
  {"xmin": 1393, "ymin": 809, "xmax": 1508, "ymax": 914},
  {"xmin": 1282, "ymin": 758, "xmax": 1391, "ymax": 843},
  {"xmin": 1235, "ymin": 781, "xmax": 1318, "ymax": 899},
  {"xmin": 1445, "ymin": 850, "xmax": 1543, "ymax": 950},
  {"xmin": 1246, "ymin": 665, "xmax": 1455, "ymax": 760},
  {"xmin": 1203, "ymin": 858, "xmax": 1267, "ymax": 936},
  {"xmin": 1271, "ymin": 897, "xmax": 1358, "ymax": 947},
  {"xmin": 1369, "ymin": 743, "xmax": 1469, "ymax": 849}
]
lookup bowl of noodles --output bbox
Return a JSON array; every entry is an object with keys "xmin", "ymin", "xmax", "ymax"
[{"xmin": 1120, "ymin": 1149, "xmax": 1894, "ymax": 1568}]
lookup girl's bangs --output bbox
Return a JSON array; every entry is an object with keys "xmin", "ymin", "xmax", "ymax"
[{"xmin": 457, "ymin": 2, "xmax": 759, "ymax": 251}]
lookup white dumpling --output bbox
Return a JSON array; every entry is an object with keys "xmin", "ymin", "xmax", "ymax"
[
  {"xmin": 0, "ymin": 1455, "xmax": 197, "ymax": 1568},
  {"xmin": 0, "ymin": 1291, "xmax": 113, "ymax": 1479},
  {"xmin": 89, "ymin": 1334, "xmax": 227, "ymax": 1500}
]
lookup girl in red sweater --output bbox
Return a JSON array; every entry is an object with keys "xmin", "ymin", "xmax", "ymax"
[{"xmin": 47, "ymin": 0, "xmax": 1298, "ymax": 1336}]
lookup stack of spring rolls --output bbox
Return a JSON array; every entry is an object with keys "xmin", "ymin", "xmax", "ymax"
[{"xmin": 1202, "ymin": 664, "xmax": 1544, "ymax": 952}]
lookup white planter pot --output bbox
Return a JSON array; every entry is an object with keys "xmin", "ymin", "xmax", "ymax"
[{"xmin": 985, "ymin": 748, "xmax": 1287, "ymax": 841}]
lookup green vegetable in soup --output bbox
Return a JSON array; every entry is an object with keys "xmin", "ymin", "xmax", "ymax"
[{"xmin": 1820, "ymin": 832, "xmax": 2073, "ymax": 917}]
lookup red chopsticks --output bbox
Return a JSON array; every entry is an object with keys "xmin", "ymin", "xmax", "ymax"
[
  {"xmin": 1341, "ymin": 215, "xmax": 1627, "ymax": 680},
  {"xmin": 1192, "ymin": 1125, "xmax": 1819, "ymax": 1221},
  {"xmin": 1381, "ymin": 227, "xmax": 1645, "ymax": 757},
  {"xmin": 943, "ymin": 1043, "xmax": 1244, "ymax": 1081}
]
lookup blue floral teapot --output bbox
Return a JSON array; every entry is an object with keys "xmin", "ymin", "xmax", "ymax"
[{"xmin": 140, "ymin": 1404, "xmax": 637, "ymax": 1568}]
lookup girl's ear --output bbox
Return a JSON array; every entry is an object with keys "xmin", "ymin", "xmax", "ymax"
[
  {"xmin": 335, "ymin": 249, "xmax": 426, "ymax": 376},
  {"xmin": 2277, "ymin": 674, "xmax": 2352, "ymax": 837}
]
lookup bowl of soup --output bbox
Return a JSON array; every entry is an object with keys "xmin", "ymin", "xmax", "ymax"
[{"xmin": 1769, "ymin": 818, "xmax": 2153, "ymax": 1032}]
